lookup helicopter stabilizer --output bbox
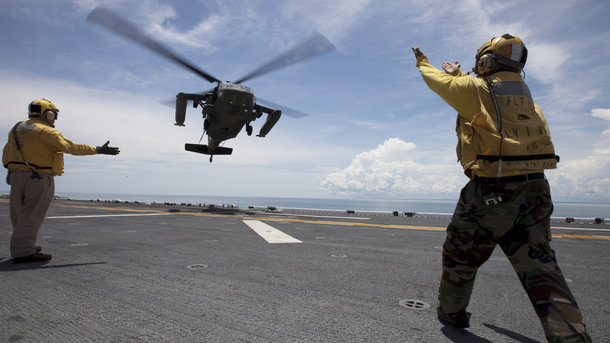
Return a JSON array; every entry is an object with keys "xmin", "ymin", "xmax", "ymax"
[{"xmin": 185, "ymin": 143, "xmax": 232, "ymax": 156}]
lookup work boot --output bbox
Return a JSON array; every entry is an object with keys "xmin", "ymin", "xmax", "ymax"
[
  {"xmin": 437, "ymin": 306, "xmax": 471, "ymax": 328},
  {"xmin": 13, "ymin": 252, "xmax": 52, "ymax": 264}
]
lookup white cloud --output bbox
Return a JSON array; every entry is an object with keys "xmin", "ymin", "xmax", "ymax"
[
  {"xmin": 592, "ymin": 108, "xmax": 610, "ymax": 121},
  {"xmin": 280, "ymin": 0, "xmax": 372, "ymax": 41},
  {"xmin": 545, "ymin": 107, "xmax": 610, "ymax": 200},
  {"xmin": 548, "ymin": 155, "xmax": 610, "ymax": 200},
  {"xmin": 320, "ymin": 138, "xmax": 462, "ymax": 196},
  {"xmin": 349, "ymin": 120, "xmax": 386, "ymax": 130},
  {"xmin": 525, "ymin": 43, "xmax": 570, "ymax": 84},
  {"xmin": 142, "ymin": 4, "xmax": 223, "ymax": 50}
]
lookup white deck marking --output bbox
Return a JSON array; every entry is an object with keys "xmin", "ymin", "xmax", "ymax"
[
  {"xmin": 47, "ymin": 213, "xmax": 172, "ymax": 219},
  {"xmin": 551, "ymin": 226, "xmax": 610, "ymax": 232},
  {"xmin": 243, "ymin": 220, "xmax": 302, "ymax": 244},
  {"xmin": 263, "ymin": 213, "xmax": 370, "ymax": 220}
]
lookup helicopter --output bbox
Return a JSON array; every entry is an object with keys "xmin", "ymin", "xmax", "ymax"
[{"xmin": 87, "ymin": 6, "xmax": 336, "ymax": 162}]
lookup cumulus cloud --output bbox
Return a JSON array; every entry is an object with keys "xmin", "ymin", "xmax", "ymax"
[
  {"xmin": 320, "ymin": 138, "xmax": 462, "ymax": 197},
  {"xmin": 549, "ymin": 156, "xmax": 610, "ymax": 199},
  {"xmin": 546, "ymin": 108, "xmax": 610, "ymax": 200}
]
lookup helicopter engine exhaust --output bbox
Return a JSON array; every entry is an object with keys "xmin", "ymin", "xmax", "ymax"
[
  {"xmin": 257, "ymin": 110, "xmax": 282, "ymax": 137},
  {"xmin": 175, "ymin": 92, "xmax": 208, "ymax": 126},
  {"xmin": 175, "ymin": 93, "xmax": 188, "ymax": 126}
]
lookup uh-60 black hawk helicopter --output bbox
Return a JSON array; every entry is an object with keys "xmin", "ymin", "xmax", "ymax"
[{"xmin": 87, "ymin": 6, "xmax": 335, "ymax": 162}]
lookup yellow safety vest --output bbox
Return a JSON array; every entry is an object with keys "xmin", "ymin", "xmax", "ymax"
[{"xmin": 456, "ymin": 72, "xmax": 558, "ymax": 177}]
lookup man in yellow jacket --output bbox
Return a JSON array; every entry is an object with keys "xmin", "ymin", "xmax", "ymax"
[
  {"xmin": 413, "ymin": 35, "xmax": 591, "ymax": 342},
  {"xmin": 3, "ymin": 98, "xmax": 120, "ymax": 264}
]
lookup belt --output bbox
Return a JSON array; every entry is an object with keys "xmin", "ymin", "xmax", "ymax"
[{"xmin": 474, "ymin": 173, "xmax": 544, "ymax": 184}]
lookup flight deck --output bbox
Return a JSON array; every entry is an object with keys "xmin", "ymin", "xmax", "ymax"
[{"xmin": 1, "ymin": 198, "xmax": 608, "ymax": 342}]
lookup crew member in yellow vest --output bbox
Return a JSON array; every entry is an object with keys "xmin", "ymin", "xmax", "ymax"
[
  {"xmin": 3, "ymin": 99, "xmax": 120, "ymax": 264},
  {"xmin": 413, "ymin": 35, "xmax": 591, "ymax": 342}
]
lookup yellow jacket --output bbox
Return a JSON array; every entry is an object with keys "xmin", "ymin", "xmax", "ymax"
[
  {"xmin": 415, "ymin": 54, "xmax": 553, "ymax": 178},
  {"xmin": 3, "ymin": 118, "xmax": 97, "ymax": 175}
]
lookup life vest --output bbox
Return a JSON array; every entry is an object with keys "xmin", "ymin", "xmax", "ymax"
[
  {"xmin": 456, "ymin": 71, "xmax": 558, "ymax": 177},
  {"xmin": 3, "ymin": 121, "xmax": 65, "ymax": 176}
]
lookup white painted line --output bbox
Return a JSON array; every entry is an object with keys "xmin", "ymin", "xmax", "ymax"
[
  {"xmin": 262, "ymin": 213, "xmax": 370, "ymax": 220},
  {"xmin": 47, "ymin": 213, "xmax": 172, "ymax": 219},
  {"xmin": 551, "ymin": 226, "xmax": 610, "ymax": 232},
  {"xmin": 243, "ymin": 220, "xmax": 302, "ymax": 244}
]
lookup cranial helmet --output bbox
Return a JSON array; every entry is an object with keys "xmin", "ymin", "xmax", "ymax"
[
  {"xmin": 28, "ymin": 98, "xmax": 59, "ymax": 120},
  {"xmin": 475, "ymin": 34, "xmax": 528, "ymax": 75}
]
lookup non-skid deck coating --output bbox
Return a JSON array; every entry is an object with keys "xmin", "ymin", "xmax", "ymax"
[{"xmin": 1, "ymin": 198, "xmax": 608, "ymax": 342}]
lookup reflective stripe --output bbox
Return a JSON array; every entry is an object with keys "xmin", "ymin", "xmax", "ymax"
[
  {"xmin": 493, "ymin": 81, "xmax": 532, "ymax": 97},
  {"xmin": 510, "ymin": 43, "xmax": 523, "ymax": 62},
  {"xmin": 17, "ymin": 123, "xmax": 35, "ymax": 131}
]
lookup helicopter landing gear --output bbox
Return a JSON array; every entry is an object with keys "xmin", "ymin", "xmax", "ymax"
[
  {"xmin": 246, "ymin": 123, "xmax": 253, "ymax": 136},
  {"xmin": 209, "ymin": 155, "xmax": 213, "ymax": 163}
]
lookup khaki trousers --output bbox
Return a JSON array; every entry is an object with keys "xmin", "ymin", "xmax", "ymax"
[{"xmin": 9, "ymin": 171, "xmax": 55, "ymax": 258}]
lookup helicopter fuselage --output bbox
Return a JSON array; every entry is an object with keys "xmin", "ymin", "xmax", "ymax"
[
  {"xmin": 205, "ymin": 82, "xmax": 257, "ymax": 145},
  {"xmin": 177, "ymin": 82, "xmax": 281, "ymax": 161}
]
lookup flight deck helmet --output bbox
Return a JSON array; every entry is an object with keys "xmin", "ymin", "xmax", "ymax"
[
  {"xmin": 474, "ymin": 34, "xmax": 528, "ymax": 76},
  {"xmin": 28, "ymin": 98, "xmax": 59, "ymax": 121}
]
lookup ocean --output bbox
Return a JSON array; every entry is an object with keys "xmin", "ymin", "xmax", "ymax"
[{"xmin": 53, "ymin": 192, "xmax": 610, "ymax": 220}]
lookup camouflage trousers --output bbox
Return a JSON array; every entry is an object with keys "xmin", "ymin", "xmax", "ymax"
[{"xmin": 439, "ymin": 176, "xmax": 591, "ymax": 342}]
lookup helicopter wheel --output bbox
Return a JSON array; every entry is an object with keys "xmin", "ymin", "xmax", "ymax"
[
  {"xmin": 246, "ymin": 123, "xmax": 253, "ymax": 136},
  {"xmin": 209, "ymin": 155, "xmax": 213, "ymax": 163}
]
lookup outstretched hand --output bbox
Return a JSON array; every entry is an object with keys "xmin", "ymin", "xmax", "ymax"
[
  {"xmin": 96, "ymin": 141, "xmax": 120, "ymax": 155},
  {"xmin": 412, "ymin": 46, "xmax": 423, "ymax": 58},
  {"xmin": 442, "ymin": 61, "xmax": 461, "ymax": 75}
]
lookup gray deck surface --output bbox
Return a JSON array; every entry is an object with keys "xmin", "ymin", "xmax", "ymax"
[{"xmin": 1, "ymin": 198, "xmax": 608, "ymax": 342}]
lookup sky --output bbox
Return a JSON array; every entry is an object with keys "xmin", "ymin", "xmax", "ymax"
[{"xmin": 1, "ymin": 0, "xmax": 609, "ymax": 203}]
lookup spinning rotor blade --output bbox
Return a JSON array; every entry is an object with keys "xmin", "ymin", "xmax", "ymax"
[
  {"xmin": 87, "ymin": 6, "xmax": 221, "ymax": 84},
  {"xmin": 256, "ymin": 98, "xmax": 309, "ymax": 119},
  {"xmin": 235, "ymin": 31, "xmax": 336, "ymax": 84}
]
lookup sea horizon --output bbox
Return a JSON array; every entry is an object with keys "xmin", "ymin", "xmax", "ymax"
[{"xmin": 43, "ymin": 191, "xmax": 610, "ymax": 220}]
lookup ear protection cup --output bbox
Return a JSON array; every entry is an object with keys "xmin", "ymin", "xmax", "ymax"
[
  {"xmin": 44, "ymin": 110, "xmax": 57, "ymax": 122},
  {"xmin": 475, "ymin": 54, "xmax": 498, "ymax": 76}
]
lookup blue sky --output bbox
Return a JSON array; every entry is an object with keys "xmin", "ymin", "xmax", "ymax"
[{"xmin": 1, "ymin": 0, "xmax": 609, "ymax": 202}]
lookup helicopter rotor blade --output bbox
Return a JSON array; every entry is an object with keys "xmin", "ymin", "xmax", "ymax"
[
  {"xmin": 256, "ymin": 98, "xmax": 309, "ymax": 119},
  {"xmin": 235, "ymin": 31, "xmax": 336, "ymax": 84},
  {"xmin": 87, "ymin": 6, "xmax": 221, "ymax": 84}
]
